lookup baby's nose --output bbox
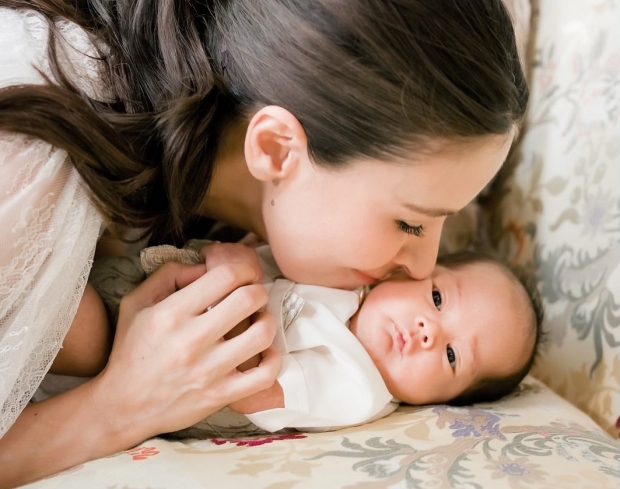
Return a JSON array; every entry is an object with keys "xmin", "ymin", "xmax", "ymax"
[{"xmin": 415, "ymin": 318, "xmax": 438, "ymax": 349}]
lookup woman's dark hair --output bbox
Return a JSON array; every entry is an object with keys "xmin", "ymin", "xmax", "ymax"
[
  {"xmin": 436, "ymin": 251, "xmax": 545, "ymax": 407},
  {"xmin": 0, "ymin": 0, "xmax": 528, "ymax": 243}
]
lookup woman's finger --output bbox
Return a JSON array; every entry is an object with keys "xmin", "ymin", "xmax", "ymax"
[
  {"xmin": 201, "ymin": 243, "xmax": 261, "ymax": 272},
  {"xmin": 202, "ymin": 242, "xmax": 263, "ymax": 282},
  {"xmin": 189, "ymin": 283, "xmax": 269, "ymax": 342},
  {"xmin": 122, "ymin": 262, "xmax": 206, "ymax": 311},
  {"xmin": 158, "ymin": 261, "xmax": 261, "ymax": 317},
  {"xmin": 200, "ymin": 310, "xmax": 277, "ymax": 375},
  {"xmin": 211, "ymin": 346, "xmax": 282, "ymax": 405}
]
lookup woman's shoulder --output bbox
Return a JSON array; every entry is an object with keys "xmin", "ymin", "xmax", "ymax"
[{"xmin": 0, "ymin": 8, "xmax": 51, "ymax": 87}]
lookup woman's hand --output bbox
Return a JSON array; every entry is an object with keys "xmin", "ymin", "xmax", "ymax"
[
  {"xmin": 202, "ymin": 243, "xmax": 267, "ymax": 369},
  {"xmin": 0, "ymin": 253, "xmax": 280, "ymax": 488},
  {"xmin": 91, "ymin": 259, "xmax": 281, "ymax": 441},
  {"xmin": 201, "ymin": 241, "xmax": 262, "ymax": 280}
]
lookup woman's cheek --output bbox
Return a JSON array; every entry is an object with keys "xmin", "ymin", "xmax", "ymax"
[{"xmin": 359, "ymin": 234, "xmax": 401, "ymax": 268}]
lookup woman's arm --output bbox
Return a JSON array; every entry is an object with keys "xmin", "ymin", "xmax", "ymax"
[
  {"xmin": 50, "ymin": 283, "xmax": 112, "ymax": 377},
  {"xmin": 0, "ymin": 261, "xmax": 281, "ymax": 487},
  {"xmin": 0, "ymin": 377, "xmax": 136, "ymax": 488}
]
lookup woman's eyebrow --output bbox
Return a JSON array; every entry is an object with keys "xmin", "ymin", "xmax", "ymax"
[{"xmin": 403, "ymin": 202, "xmax": 458, "ymax": 217}]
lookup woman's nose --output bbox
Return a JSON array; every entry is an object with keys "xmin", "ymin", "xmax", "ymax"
[{"xmin": 394, "ymin": 225, "xmax": 442, "ymax": 280}]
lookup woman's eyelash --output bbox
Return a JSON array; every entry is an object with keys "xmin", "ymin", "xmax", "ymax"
[{"xmin": 397, "ymin": 220, "xmax": 425, "ymax": 237}]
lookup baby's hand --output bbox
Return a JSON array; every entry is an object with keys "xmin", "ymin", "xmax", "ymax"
[
  {"xmin": 201, "ymin": 243, "xmax": 262, "ymax": 281},
  {"xmin": 228, "ymin": 353, "xmax": 284, "ymax": 414}
]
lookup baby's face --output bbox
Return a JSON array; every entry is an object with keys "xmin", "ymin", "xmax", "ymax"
[{"xmin": 349, "ymin": 261, "xmax": 532, "ymax": 405}]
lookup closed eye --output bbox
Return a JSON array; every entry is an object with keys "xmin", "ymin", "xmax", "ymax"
[{"xmin": 397, "ymin": 220, "xmax": 425, "ymax": 237}]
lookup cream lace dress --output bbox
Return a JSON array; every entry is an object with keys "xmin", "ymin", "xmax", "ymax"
[{"xmin": 0, "ymin": 8, "xmax": 104, "ymax": 437}]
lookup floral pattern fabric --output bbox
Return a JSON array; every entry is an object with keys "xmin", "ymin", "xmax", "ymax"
[
  {"xmin": 25, "ymin": 378, "xmax": 619, "ymax": 488},
  {"xmin": 488, "ymin": 0, "xmax": 620, "ymax": 438}
]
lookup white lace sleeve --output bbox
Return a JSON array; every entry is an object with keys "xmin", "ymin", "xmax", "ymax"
[{"xmin": 0, "ymin": 9, "xmax": 104, "ymax": 437}]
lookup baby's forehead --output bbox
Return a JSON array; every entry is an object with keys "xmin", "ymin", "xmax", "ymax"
[
  {"xmin": 436, "ymin": 259, "xmax": 519, "ymax": 291},
  {"xmin": 448, "ymin": 261, "xmax": 534, "ymax": 354},
  {"xmin": 435, "ymin": 258, "xmax": 503, "ymax": 275}
]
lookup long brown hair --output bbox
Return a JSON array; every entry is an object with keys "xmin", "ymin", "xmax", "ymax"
[{"xmin": 0, "ymin": 0, "xmax": 528, "ymax": 243}]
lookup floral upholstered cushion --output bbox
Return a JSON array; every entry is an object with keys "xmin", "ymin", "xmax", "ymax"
[
  {"xmin": 488, "ymin": 0, "xmax": 620, "ymax": 437},
  {"xmin": 26, "ymin": 377, "xmax": 619, "ymax": 489}
]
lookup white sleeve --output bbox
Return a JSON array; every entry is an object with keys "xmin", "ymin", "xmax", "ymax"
[
  {"xmin": 245, "ymin": 287, "xmax": 396, "ymax": 432},
  {"xmin": 246, "ymin": 345, "xmax": 397, "ymax": 432},
  {"xmin": 0, "ymin": 134, "xmax": 103, "ymax": 437},
  {"xmin": 0, "ymin": 9, "xmax": 103, "ymax": 436}
]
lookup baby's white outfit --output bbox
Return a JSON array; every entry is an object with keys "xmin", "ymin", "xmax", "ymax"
[
  {"xmin": 251, "ymin": 280, "xmax": 399, "ymax": 431},
  {"xmin": 224, "ymin": 246, "xmax": 399, "ymax": 432}
]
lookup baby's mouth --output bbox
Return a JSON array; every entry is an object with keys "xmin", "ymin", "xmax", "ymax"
[{"xmin": 392, "ymin": 324, "xmax": 406, "ymax": 354}]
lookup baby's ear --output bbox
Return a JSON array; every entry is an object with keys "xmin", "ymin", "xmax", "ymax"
[{"xmin": 244, "ymin": 106, "xmax": 309, "ymax": 183}]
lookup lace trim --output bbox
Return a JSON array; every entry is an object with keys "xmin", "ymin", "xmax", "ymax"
[{"xmin": 0, "ymin": 9, "xmax": 109, "ymax": 436}]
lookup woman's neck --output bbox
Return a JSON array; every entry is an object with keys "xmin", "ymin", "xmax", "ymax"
[{"xmin": 197, "ymin": 121, "xmax": 267, "ymax": 240}]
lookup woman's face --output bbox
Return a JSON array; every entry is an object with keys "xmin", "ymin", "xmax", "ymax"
[{"xmin": 261, "ymin": 134, "xmax": 514, "ymax": 289}]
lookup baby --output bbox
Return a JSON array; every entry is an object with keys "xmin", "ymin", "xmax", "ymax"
[
  {"xmin": 52, "ymin": 242, "xmax": 543, "ymax": 433},
  {"xmin": 207, "ymin": 245, "xmax": 543, "ymax": 431}
]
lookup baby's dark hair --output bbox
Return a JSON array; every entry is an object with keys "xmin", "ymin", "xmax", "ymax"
[{"xmin": 436, "ymin": 251, "xmax": 545, "ymax": 406}]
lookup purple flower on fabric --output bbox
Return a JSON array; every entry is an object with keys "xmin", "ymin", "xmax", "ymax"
[{"xmin": 433, "ymin": 406, "xmax": 507, "ymax": 440}]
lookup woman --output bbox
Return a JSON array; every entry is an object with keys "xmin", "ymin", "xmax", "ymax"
[{"xmin": 0, "ymin": 0, "xmax": 527, "ymax": 485}]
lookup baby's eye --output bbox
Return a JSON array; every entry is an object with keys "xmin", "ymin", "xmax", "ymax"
[
  {"xmin": 432, "ymin": 289, "xmax": 442, "ymax": 309},
  {"xmin": 446, "ymin": 346, "xmax": 456, "ymax": 368}
]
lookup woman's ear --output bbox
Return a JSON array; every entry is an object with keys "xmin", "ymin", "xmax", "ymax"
[{"xmin": 244, "ymin": 106, "xmax": 308, "ymax": 182}]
